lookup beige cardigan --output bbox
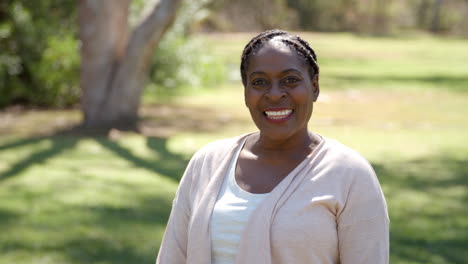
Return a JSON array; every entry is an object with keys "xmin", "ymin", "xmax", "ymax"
[{"xmin": 156, "ymin": 134, "xmax": 389, "ymax": 264}]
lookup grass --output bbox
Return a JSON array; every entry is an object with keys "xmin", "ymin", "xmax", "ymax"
[
  {"xmin": 1, "ymin": 32, "xmax": 467, "ymax": 263},
  {"xmin": 196, "ymin": 32, "xmax": 468, "ymax": 92}
]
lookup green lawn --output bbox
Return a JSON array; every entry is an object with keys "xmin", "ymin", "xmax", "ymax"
[{"xmin": 1, "ymin": 32, "xmax": 467, "ymax": 263}]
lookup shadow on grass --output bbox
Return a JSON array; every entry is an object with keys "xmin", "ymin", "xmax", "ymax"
[
  {"xmin": 96, "ymin": 136, "xmax": 188, "ymax": 182},
  {"xmin": 2, "ymin": 237, "xmax": 158, "ymax": 264},
  {"xmin": 1, "ymin": 128, "xmax": 467, "ymax": 263},
  {"xmin": 372, "ymin": 153, "xmax": 468, "ymax": 263},
  {"xmin": 0, "ymin": 125, "xmax": 195, "ymax": 263},
  {"xmin": 0, "ymin": 136, "xmax": 79, "ymax": 181},
  {"xmin": 0, "ymin": 101, "xmax": 246, "ymax": 182},
  {"xmin": 63, "ymin": 195, "xmax": 173, "ymax": 264},
  {"xmin": 0, "ymin": 105, "xmax": 235, "ymax": 261},
  {"xmin": 0, "ymin": 208, "xmax": 21, "ymax": 227},
  {"xmin": 64, "ymin": 238, "xmax": 155, "ymax": 264},
  {"xmin": 0, "ymin": 130, "xmax": 190, "ymax": 188},
  {"xmin": 0, "ymin": 182, "xmax": 172, "ymax": 264}
]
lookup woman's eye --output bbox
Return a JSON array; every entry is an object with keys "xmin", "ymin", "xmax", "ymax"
[
  {"xmin": 252, "ymin": 79, "xmax": 267, "ymax": 86},
  {"xmin": 283, "ymin": 77, "xmax": 300, "ymax": 84}
]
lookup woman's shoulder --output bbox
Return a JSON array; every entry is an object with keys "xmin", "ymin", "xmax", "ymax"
[
  {"xmin": 318, "ymin": 137, "xmax": 376, "ymax": 177},
  {"xmin": 317, "ymin": 137, "xmax": 387, "ymax": 213}
]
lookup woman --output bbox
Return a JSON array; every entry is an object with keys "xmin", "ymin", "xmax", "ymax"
[{"xmin": 156, "ymin": 30, "xmax": 389, "ymax": 264}]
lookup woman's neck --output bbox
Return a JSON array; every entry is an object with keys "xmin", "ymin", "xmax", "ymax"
[{"xmin": 249, "ymin": 130, "xmax": 320, "ymax": 157}]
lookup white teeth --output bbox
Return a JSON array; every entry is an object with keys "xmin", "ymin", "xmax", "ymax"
[{"xmin": 264, "ymin": 109, "xmax": 292, "ymax": 119}]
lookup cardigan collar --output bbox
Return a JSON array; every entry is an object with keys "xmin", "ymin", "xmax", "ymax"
[{"xmin": 187, "ymin": 133, "xmax": 325, "ymax": 264}]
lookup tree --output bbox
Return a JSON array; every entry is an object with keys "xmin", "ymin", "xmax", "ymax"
[{"xmin": 79, "ymin": 0, "xmax": 183, "ymax": 130}]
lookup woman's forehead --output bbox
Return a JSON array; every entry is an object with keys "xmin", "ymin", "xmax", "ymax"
[
  {"xmin": 248, "ymin": 41, "xmax": 307, "ymax": 73},
  {"xmin": 256, "ymin": 38, "xmax": 291, "ymax": 54}
]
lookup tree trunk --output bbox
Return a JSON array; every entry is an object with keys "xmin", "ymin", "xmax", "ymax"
[
  {"xmin": 79, "ymin": 0, "xmax": 182, "ymax": 130},
  {"xmin": 373, "ymin": 0, "xmax": 389, "ymax": 35},
  {"xmin": 431, "ymin": 0, "xmax": 443, "ymax": 33},
  {"xmin": 417, "ymin": 0, "xmax": 430, "ymax": 28}
]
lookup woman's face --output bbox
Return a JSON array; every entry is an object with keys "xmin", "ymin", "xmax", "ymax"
[{"xmin": 244, "ymin": 40, "xmax": 319, "ymax": 141}]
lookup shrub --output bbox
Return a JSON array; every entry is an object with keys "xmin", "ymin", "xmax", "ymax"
[{"xmin": 0, "ymin": 0, "xmax": 79, "ymax": 108}]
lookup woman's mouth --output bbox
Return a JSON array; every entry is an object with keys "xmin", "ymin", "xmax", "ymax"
[{"xmin": 263, "ymin": 109, "xmax": 293, "ymax": 122}]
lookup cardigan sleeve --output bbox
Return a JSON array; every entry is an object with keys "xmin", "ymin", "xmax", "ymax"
[
  {"xmin": 156, "ymin": 151, "xmax": 201, "ymax": 264},
  {"xmin": 337, "ymin": 161, "xmax": 389, "ymax": 264}
]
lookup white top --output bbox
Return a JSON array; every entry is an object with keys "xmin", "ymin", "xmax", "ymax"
[{"xmin": 210, "ymin": 137, "xmax": 270, "ymax": 264}]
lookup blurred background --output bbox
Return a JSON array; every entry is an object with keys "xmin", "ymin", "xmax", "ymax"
[{"xmin": 0, "ymin": 0, "xmax": 467, "ymax": 263}]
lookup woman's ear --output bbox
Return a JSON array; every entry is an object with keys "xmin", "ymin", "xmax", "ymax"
[{"xmin": 312, "ymin": 74, "xmax": 320, "ymax": 102}]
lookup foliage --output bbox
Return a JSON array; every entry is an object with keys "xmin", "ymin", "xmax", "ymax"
[
  {"xmin": 286, "ymin": 0, "xmax": 468, "ymax": 35},
  {"xmin": 0, "ymin": 0, "xmax": 227, "ymax": 108},
  {"xmin": 144, "ymin": 0, "xmax": 227, "ymax": 99},
  {"xmin": 199, "ymin": 0, "xmax": 297, "ymax": 31},
  {"xmin": 0, "ymin": 0, "xmax": 79, "ymax": 108},
  {"xmin": 147, "ymin": 34, "xmax": 226, "ymax": 99},
  {"xmin": 205, "ymin": 0, "xmax": 468, "ymax": 35},
  {"xmin": 34, "ymin": 35, "xmax": 80, "ymax": 107}
]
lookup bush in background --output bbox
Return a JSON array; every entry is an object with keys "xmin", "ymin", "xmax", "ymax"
[
  {"xmin": 0, "ymin": 0, "xmax": 78, "ymax": 108},
  {"xmin": 0, "ymin": 0, "xmax": 226, "ymax": 108},
  {"xmin": 145, "ymin": 0, "xmax": 226, "ymax": 100}
]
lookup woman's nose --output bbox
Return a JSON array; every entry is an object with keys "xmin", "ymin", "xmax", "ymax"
[{"xmin": 266, "ymin": 82, "xmax": 287, "ymax": 101}]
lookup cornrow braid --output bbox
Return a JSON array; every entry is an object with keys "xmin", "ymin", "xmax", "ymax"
[{"xmin": 240, "ymin": 29, "xmax": 319, "ymax": 86}]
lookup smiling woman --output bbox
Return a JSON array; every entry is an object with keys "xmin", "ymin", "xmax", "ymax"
[
  {"xmin": 156, "ymin": 30, "xmax": 389, "ymax": 264},
  {"xmin": 243, "ymin": 39, "xmax": 319, "ymax": 143}
]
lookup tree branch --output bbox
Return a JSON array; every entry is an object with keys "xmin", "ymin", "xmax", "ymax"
[
  {"xmin": 129, "ymin": 0, "xmax": 183, "ymax": 60},
  {"xmin": 103, "ymin": 0, "xmax": 183, "ymax": 124}
]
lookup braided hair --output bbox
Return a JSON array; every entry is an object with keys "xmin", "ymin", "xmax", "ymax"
[{"xmin": 240, "ymin": 29, "xmax": 319, "ymax": 86}]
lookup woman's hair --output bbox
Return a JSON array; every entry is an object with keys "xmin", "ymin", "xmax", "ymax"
[{"xmin": 240, "ymin": 29, "xmax": 319, "ymax": 86}]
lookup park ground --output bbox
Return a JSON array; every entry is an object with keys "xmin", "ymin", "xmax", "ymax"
[{"xmin": 0, "ymin": 32, "xmax": 467, "ymax": 263}]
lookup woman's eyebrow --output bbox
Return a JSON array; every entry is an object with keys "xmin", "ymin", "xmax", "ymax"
[
  {"xmin": 249, "ymin": 69, "xmax": 302, "ymax": 78},
  {"xmin": 282, "ymin": 69, "xmax": 302, "ymax": 75},
  {"xmin": 249, "ymin": 71, "xmax": 265, "ymax": 78}
]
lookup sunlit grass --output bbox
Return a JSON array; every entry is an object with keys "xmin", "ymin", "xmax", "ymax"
[
  {"xmin": 0, "ymin": 136, "xmax": 180, "ymax": 264},
  {"xmin": 1, "ymin": 32, "xmax": 467, "ymax": 263}
]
